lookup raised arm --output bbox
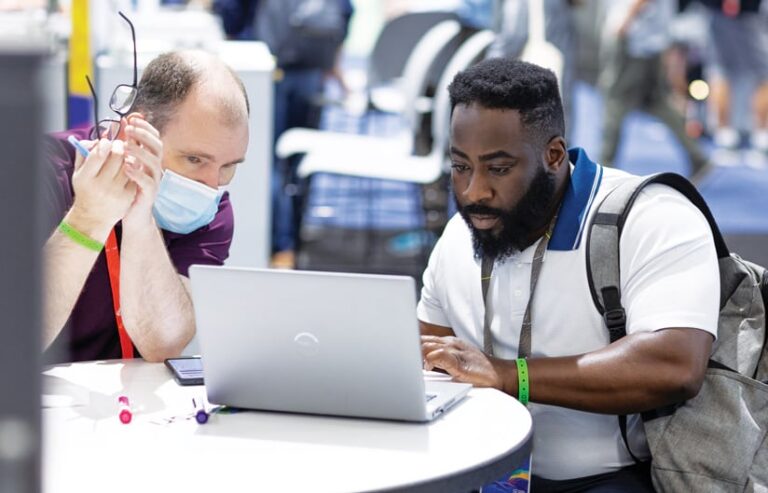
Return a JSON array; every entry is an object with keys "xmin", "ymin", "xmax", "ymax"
[
  {"xmin": 43, "ymin": 139, "xmax": 136, "ymax": 349},
  {"xmin": 118, "ymin": 116, "xmax": 195, "ymax": 362}
]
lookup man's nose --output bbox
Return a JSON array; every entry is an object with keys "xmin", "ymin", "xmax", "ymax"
[
  {"xmin": 463, "ymin": 172, "xmax": 492, "ymax": 204},
  {"xmin": 198, "ymin": 168, "xmax": 220, "ymax": 189}
]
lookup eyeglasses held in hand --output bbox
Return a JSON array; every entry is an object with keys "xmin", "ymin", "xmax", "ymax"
[{"xmin": 86, "ymin": 11, "xmax": 138, "ymax": 141}]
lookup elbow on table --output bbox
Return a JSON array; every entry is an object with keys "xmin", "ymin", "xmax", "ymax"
[
  {"xmin": 128, "ymin": 319, "xmax": 193, "ymax": 363},
  {"xmin": 136, "ymin": 333, "xmax": 189, "ymax": 363},
  {"xmin": 140, "ymin": 343, "xmax": 184, "ymax": 363}
]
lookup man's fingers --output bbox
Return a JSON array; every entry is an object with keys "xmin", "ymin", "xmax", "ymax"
[
  {"xmin": 78, "ymin": 139, "xmax": 111, "ymax": 177},
  {"xmin": 125, "ymin": 142, "xmax": 161, "ymax": 181},
  {"xmin": 423, "ymin": 347, "xmax": 462, "ymax": 376},
  {"xmin": 128, "ymin": 115, "xmax": 160, "ymax": 138},
  {"xmin": 125, "ymin": 123, "xmax": 162, "ymax": 156},
  {"xmin": 124, "ymin": 162, "xmax": 156, "ymax": 192},
  {"xmin": 98, "ymin": 140, "xmax": 126, "ymax": 180},
  {"xmin": 123, "ymin": 179, "xmax": 138, "ymax": 197},
  {"xmin": 72, "ymin": 139, "xmax": 98, "ymax": 171},
  {"xmin": 74, "ymin": 152, "xmax": 85, "ymax": 172},
  {"xmin": 420, "ymin": 340, "xmax": 443, "ymax": 355}
]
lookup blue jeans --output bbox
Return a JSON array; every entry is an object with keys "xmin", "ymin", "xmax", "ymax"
[{"xmin": 271, "ymin": 68, "xmax": 325, "ymax": 253}]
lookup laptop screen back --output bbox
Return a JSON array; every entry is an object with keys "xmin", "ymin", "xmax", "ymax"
[{"xmin": 189, "ymin": 266, "xmax": 431, "ymax": 421}]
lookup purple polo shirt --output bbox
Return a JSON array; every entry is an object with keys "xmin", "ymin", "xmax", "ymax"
[{"xmin": 42, "ymin": 128, "xmax": 234, "ymax": 363}]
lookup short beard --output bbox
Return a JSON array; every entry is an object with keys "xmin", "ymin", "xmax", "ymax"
[{"xmin": 456, "ymin": 166, "xmax": 556, "ymax": 261}]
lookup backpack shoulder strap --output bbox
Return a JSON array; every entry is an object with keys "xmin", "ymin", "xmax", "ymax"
[{"xmin": 587, "ymin": 172, "xmax": 729, "ymax": 343}]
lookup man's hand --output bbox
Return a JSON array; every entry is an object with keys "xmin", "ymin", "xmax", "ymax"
[
  {"xmin": 421, "ymin": 335, "xmax": 506, "ymax": 390},
  {"xmin": 68, "ymin": 138, "xmax": 137, "ymax": 239},
  {"xmin": 122, "ymin": 115, "xmax": 164, "ymax": 230}
]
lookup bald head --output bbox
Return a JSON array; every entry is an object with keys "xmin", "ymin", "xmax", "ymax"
[{"xmin": 131, "ymin": 50, "xmax": 249, "ymax": 133}]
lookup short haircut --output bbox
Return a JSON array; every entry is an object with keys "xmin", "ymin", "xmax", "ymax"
[
  {"xmin": 131, "ymin": 51, "xmax": 250, "ymax": 132},
  {"xmin": 448, "ymin": 58, "xmax": 565, "ymax": 149}
]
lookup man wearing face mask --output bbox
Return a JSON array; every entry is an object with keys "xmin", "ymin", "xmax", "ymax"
[
  {"xmin": 42, "ymin": 50, "xmax": 250, "ymax": 363},
  {"xmin": 418, "ymin": 59, "xmax": 718, "ymax": 490}
]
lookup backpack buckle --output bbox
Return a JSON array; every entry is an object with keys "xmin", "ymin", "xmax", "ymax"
[
  {"xmin": 604, "ymin": 307, "xmax": 626, "ymax": 328},
  {"xmin": 604, "ymin": 307, "xmax": 627, "ymax": 343}
]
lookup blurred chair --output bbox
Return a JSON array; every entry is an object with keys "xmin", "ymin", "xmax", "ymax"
[
  {"xmin": 278, "ymin": 29, "xmax": 494, "ymax": 182},
  {"xmin": 280, "ymin": 29, "xmax": 495, "ymax": 264},
  {"xmin": 368, "ymin": 19, "xmax": 464, "ymax": 117},
  {"xmin": 277, "ymin": 19, "xmax": 464, "ymax": 162},
  {"xmin": 365, "ymin": 11, "xmax": 460, "ymax": 111},
  {"xmin": 519, "ymin": 0, "xmax": 564, "ymax": 86},
  {"xmin": 278, "ymin": 28, "xmax": 496, "ymax": 200}
]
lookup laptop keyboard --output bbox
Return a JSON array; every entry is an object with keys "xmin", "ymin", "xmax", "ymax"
[{"xmin": 425, "ymin": 393, "xmax": 437, "ymax": 402}]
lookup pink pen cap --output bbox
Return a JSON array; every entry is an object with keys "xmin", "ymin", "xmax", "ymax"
[{"xmin": 118, "ymin": 395, "xmax": 132, "ymax": 424}]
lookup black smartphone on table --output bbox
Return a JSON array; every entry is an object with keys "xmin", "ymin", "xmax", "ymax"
[{"xmin": 164, "ymin": 356, "xmax": 204, "ymax": 386}]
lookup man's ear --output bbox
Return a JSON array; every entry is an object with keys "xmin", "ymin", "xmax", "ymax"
[
  {"xmin": 544, "ymin": 136, "xmax": 568, "ymax": 173},
  {"xmin": 125, "ymin": 111, "xmax": 145, "ymax": 124}
]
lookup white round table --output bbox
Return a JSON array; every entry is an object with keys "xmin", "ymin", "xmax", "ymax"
[{"xmin": 42, "ymin": 360, "xmax": 532, "ymax": 493}]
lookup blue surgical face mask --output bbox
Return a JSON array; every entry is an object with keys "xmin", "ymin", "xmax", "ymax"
[{"xmin": 152, "ymin": 169, "xmax": 225, "ymax": 234}]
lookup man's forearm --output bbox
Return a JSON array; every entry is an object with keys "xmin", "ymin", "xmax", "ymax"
[
  {"xmin": 42, "ymin": 210, "xmax": 113, "ymax": 349},
  {"xmin": 119, "ymin": 221, "xmax": 195, "ymax": 362},
  {"xmin": 494, "ymin": 328, "xmax": 713, "ymax": 414},
  {"xmin": 419, "ymin": 320, "xmax": 455, "ymax": 338}
]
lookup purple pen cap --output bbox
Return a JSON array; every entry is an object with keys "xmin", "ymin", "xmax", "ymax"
[{"xmin": 195, "ymin": 409, "xmax": 209, "ymax": 424}]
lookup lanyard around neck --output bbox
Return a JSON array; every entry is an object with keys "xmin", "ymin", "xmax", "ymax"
[
  {"xmin": 481, "ymin": 215, "xmax": 558, "ymax": 359},
  {"xmin": 105, "ymin": 228, "xmax": 135, "ymax": 359}
]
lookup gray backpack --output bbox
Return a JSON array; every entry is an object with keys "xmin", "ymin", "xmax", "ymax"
[{"xmin": 586, "ymin": 173, "xmax": 768, "ymax": 492}]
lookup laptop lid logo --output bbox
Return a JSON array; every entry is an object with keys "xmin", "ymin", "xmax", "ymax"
[{"xmin": 293, "ymin": 332, "xmax": 320, "ymax": 357}]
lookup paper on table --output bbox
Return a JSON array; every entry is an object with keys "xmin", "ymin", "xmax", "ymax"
[
  {"xmin": 42, "ymin": 392, "xmax": 89, "ymax": 408},
  {"xmin": 42, "ymin": 376, "xmax": 90, "ymax": 408}
]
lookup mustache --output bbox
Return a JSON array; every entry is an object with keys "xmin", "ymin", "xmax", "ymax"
[{"xmin": 461, "ymin": 204, "xmax": 505, "ymax": 216}]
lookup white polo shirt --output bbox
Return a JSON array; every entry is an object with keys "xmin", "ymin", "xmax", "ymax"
[{"xmin": 417, "ymin": 148, "xmax": 719, "ymax": 480}]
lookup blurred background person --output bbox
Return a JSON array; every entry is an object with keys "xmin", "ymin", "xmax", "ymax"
[
  {"xmin": 598, "ymin": 0, "xmax": 710, "ymax": 180},
  {"xmin": 214, "ymin": 0, "xmax": 354, "ymax": 269},
  {"xmin": 664, "ymin": 1, "xmax": 711, "ymax": 141},
  {"xmin": 487, "ymin": 0, "xmax": 580, "ymax": 141},
  {"xmin": 700, "ymin": 0, "xmax": 768, "ymax": 153}
]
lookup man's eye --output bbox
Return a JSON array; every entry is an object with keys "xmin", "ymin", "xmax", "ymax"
[
  {"xmin": 186, "ymin": 156, "xmax": 202, "ymax": 165},
  {"xmin": 451, "ymin": 163, "xmax": 469, "ymax": 173},
  {"xmin": 489, "ymin": 166, "xmax": 512, "ymax": 175}
]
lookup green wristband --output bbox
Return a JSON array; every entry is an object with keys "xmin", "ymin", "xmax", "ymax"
[
  {"xmin": 516, "ymin": 358, "xmax": 529, "ymax": 406},
  {"xmin": 58, "ymin": 220, "xmax": 104, "ymax": 252}
]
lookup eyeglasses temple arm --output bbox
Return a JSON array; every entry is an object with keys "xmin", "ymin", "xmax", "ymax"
[
  {"xmin": 118, "ymin": 11, "xmax": 138, "ymax": 87},
  {"xmin": 85, "ymin": 75, "xmax": 99, "ymax": 127}
]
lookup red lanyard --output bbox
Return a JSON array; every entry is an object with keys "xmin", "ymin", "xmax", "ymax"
[{"xmin": 105, "ymin": 228, "xmax": 135, "ymax": 359}]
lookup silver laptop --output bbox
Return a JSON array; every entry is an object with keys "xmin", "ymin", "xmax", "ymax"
[{"xmin": 188, "ymin": 265, "xmax": 471, "ymax": 422}]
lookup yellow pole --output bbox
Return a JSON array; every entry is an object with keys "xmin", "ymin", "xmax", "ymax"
[{"xmin": 67, "ymin": 0, "xmax": 92, "ymax": 127}]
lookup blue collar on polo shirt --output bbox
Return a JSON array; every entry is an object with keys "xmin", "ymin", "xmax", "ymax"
[{"xmin": 548, "ymin": 147, "xmax": 603, "ymax": 251}]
